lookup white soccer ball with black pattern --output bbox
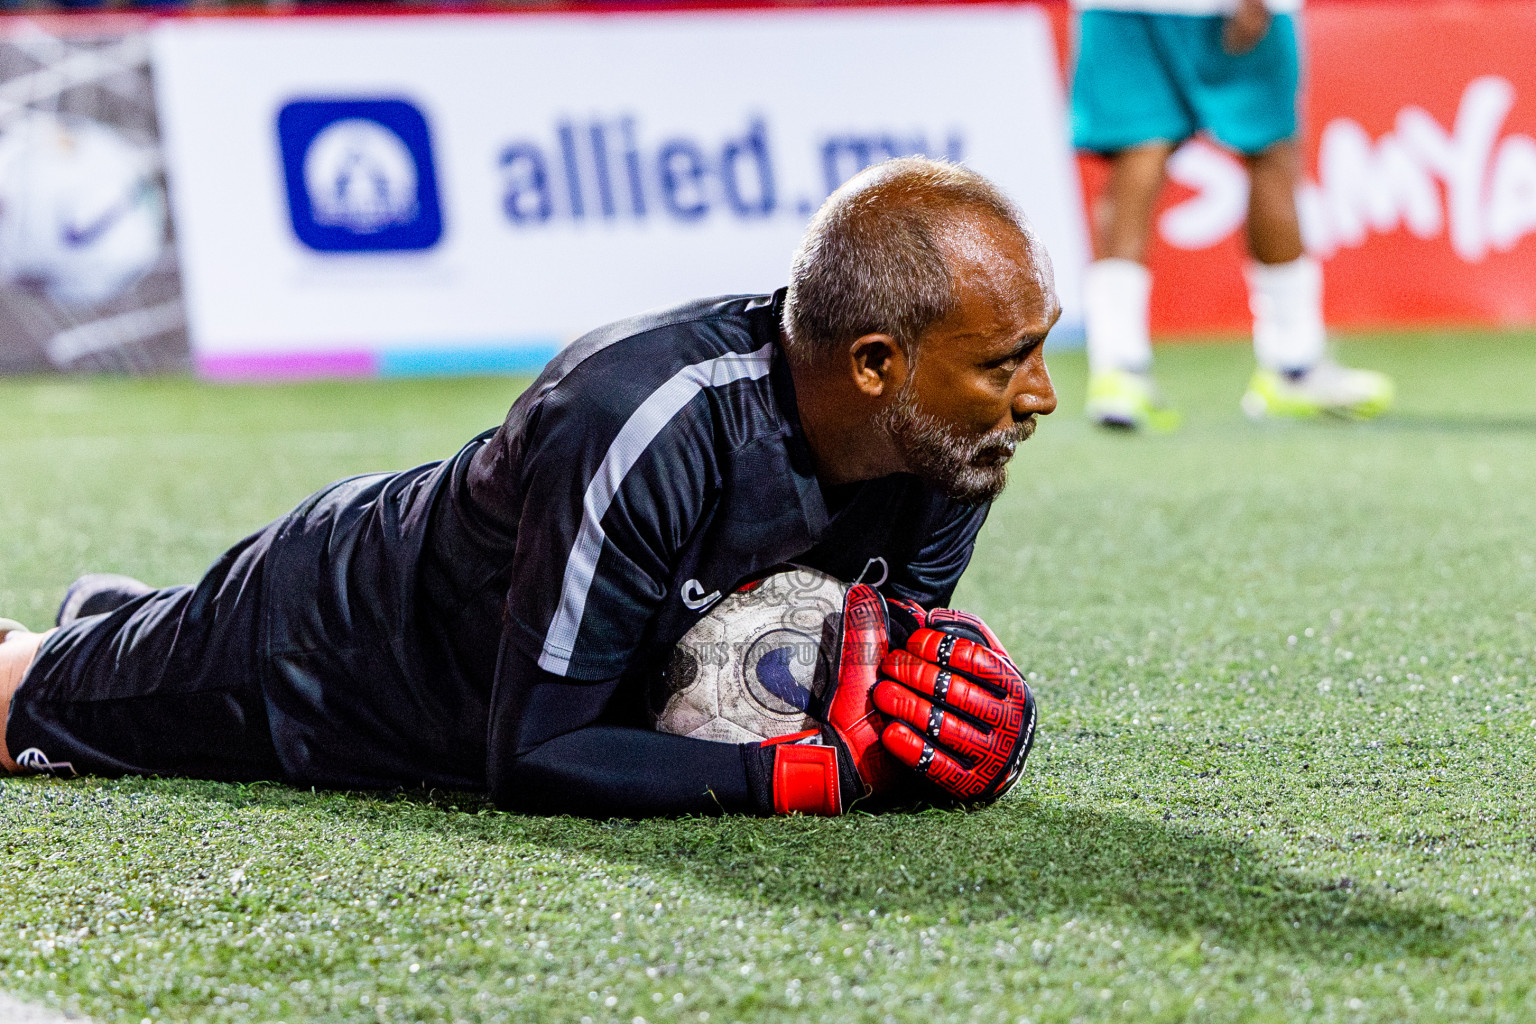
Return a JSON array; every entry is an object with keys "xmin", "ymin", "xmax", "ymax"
[{"xmin": 650, "ymin": 567, "xmax": 851, "ymax": 743}]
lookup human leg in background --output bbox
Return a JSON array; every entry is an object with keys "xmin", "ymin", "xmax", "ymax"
[
  {"xmin": 1240, "ymin": 140, "xmax": 1395, "ymax": 419},
  {"xmin": 1070, "ymin": 6, "xmax": 1193, "ymax": 431},
  {"xmin": 1083, "ymin": 143, "xmax": 1181, "ymax": 431}
]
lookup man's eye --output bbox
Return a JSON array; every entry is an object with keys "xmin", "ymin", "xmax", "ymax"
[{"xmin": 990, "ymin": 342, "xmax": 1040, "ymax": 373}]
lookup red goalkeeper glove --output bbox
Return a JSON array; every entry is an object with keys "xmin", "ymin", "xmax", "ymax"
[
  {"xmin": 873, "ymin": 609, "xmax": 1036, "ymax": 803},
  {"xmin": 745, "ymin": 585, "xmax": 927, "ymax": 815}
]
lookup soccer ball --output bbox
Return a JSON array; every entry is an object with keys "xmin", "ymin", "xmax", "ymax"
[
  {"xmin": 0, "ymin": 114, "xmax": 166, "ymax": 308},
  {"xmin": 650, "ymin": 567, "xmax": 851, "ymax": 743}
]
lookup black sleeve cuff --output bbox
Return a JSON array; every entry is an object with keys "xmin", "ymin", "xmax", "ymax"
[{"xmin": 740, "ymin": 741, "xmax": 777, "ymax": 816}]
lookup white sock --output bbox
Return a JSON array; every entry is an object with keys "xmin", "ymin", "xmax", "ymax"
[
  {"xmin": 1084, "ymin": 258, "xmax": 1153, "ymax": 375},
  {"xmin": 1247, "ymin": 256, "xmax": 1326, "ymax": 374}
]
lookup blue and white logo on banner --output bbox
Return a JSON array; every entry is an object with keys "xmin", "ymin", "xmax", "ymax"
[{"xmin": 277, "ymin": 98, "xmax": 443, "ymax": 252}]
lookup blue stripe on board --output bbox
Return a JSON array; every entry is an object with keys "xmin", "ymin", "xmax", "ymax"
[{"xmin": 379, "ymin": 343, "xmax": 562, "ymax": 377}]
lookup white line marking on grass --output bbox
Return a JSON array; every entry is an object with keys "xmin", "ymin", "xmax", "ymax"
[{"xmin": 0, "ymin": 993, "xmax": 92, "ymax": 1023}]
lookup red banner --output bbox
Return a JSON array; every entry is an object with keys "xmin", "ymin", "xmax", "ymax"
[{"xmin": 1063, "ymin": 0, "xmax": 1536, "ymax": 334}]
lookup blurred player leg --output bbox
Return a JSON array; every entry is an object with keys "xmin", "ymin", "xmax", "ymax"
[
  {"xmin": 1085, "ymin": 146, "xmax": 1182, "ymax": 430},
  {"xmin": 1072, "ymin": 8, "xmax": 1187, "ymax": 431},
  {"xmin": 1240, "ymin": 141, "xmax": 1395, "ymax": 420}
]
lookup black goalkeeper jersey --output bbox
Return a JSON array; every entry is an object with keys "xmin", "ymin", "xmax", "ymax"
[{"xmin": 24, "ymin": 290, "xmax": 990, "ymax": 815}]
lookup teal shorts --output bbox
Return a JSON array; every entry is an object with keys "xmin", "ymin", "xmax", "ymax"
[{"xmin": 1070, "ymin": 9, "xmax": 1300, "ymax": 156}]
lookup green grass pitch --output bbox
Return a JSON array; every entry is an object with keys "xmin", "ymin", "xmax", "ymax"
[{"xmin": 2, "ymin": 330, "xmax": 1535, "ymax": 1024}]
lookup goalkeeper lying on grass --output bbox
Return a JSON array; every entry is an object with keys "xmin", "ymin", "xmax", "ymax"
[{"xmin": 0, "ymin": 156, "xmax": 1057, "ymax": 817}]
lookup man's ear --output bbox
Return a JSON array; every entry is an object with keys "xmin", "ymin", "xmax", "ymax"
[{"xmin": 847, "ymin": 333, "xmax": 909, "ymax": 398}]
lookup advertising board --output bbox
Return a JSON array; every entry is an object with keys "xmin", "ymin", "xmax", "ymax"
[
  {"xmin": 152, "ymin": 7, "xmax": 1087, "ymax": 378},
  {"xmin": 1, "ymin": 1, "xmax": 1531, "ymax": 377}
]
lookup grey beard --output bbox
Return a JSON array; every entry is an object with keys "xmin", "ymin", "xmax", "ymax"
[{"xmin": 875, "ymin": 383, "xmax": 1034, "ymax": 505}]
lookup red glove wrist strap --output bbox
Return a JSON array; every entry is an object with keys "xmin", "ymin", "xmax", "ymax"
[{"xmin": 771, "ymin": 742, "xmax": 841, "ymax": 816}]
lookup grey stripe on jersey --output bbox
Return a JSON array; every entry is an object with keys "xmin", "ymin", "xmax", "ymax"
[{"xmin": 538, "ymin": 344, "xmax": 776, "ymax": 675}]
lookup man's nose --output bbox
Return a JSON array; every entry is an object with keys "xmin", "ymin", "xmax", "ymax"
[{"xmin": 1012, "ymin": 355, "xmax": 1057, "ymax": 418}]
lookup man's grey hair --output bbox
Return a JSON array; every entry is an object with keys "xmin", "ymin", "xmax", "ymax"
[{"xmin": 782, "ymin": 157, "xmax": 1028, "ymax": 366}]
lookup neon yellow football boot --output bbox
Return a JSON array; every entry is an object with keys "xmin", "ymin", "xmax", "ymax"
[
  {"xmin": 1085, "ymin": 367, "xmax": 1181, "ymax": 432},
  {"xmin": 1241, "ymin": 360, "xmax": 1395, "ymax": 421}
]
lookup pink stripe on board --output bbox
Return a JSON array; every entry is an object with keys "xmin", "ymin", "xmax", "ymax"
[{"xmin": 196, "ymin": 351, "xmax": 379, "ymax": 379}]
